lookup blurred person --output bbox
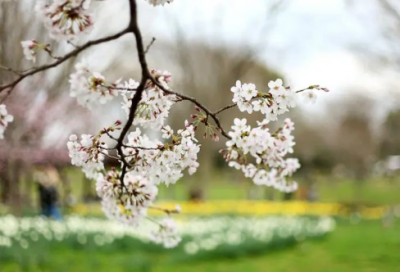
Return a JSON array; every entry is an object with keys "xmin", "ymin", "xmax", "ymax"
[
  {"xmin": 188, "ymin": 188, "xmax": 204, "ymax": 203},
  {"xmin": 34, "ymin": 165, "xmax": 62, "ymax": 220}
]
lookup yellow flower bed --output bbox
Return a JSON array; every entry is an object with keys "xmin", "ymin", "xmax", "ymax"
[{"xmin": 71, "ymin": 200, "xmax": 389, "ymax": 219}]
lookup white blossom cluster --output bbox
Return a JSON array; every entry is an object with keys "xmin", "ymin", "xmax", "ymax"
[
  {"xmin": 231, "ymin": 79, "xmax": 296, "ymax": 121},
  {"xmin": 225, "ymin": 78, "xmax": 328, "ymax": 192},
  {"xmin": 67, "ymin": 134, "xmax": 106, "ymax": 179},
  {"xmin": 67, "ymin": 117, "xmax": 197, "ymax": 243},
  {"xmin": 120, "ymin": 70, "xmax": 176, "ymax": 129},
  {"xmin": 0, "ymin": 105, "xmax": 13, "ymax": 139},
  {"xmin": 97, "ymin": 170, "xmax": 158, "ymax": 226},
  {"xmin": 121, "ymin": 123, "xmax": 200, "ymax": 185},
  {"xmin": 69, "ymin": 61, "xmax": 120, "ymax": 109},
  {"xmin": 224, "ymin": 117, "xmax": 300, "ymax": 192},
  {"xmin": 35, "ymin": 0, "xmax": 93, "ymax": 41}
]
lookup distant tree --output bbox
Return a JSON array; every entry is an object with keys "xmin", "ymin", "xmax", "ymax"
[{"xmin": 380, "ymin": 109, "xmax": 400, "ymax": 158}]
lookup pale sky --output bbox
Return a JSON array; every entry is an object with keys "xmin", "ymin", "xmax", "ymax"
[{"xmin": 88, "ymin": 0, "xmax": 399, "ymax": 120}]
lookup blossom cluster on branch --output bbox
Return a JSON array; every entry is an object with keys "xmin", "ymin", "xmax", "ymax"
[{"xmin": 0, "ymin": 0, "xmax": 328, "ymax": 248}]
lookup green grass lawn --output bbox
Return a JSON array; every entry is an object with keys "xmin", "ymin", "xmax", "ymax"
[
  {"xmin": 173, "ymin": 220, "xmax": 400, "ymax": 272},
  {"xmin": 61, "ymin": 168, "xmax": 400, "ymax": 204},
  {"xmin": 14, "ymin": 168, "xmax": 400, "ymax": 210},
  {"xmin": 1, "ymin": 219, "xmax": 399, "ymax": 272}
]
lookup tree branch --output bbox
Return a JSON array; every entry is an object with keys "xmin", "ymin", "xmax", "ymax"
[
  {"xmin": 145, "ymin": 37, "xmax": 156, "ymax": 54},
  {"xmin": 115, "ymin": 0, "xmax": 152, "ymax": 183},
  {"xmin": 147, "ymin": 79, "xmax": 233, "ymax": 140},
  {"xmin": 0, "ymin": 28, "xmax": 130, "ymax": 95}
]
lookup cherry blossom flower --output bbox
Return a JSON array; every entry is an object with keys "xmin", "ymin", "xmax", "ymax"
[
  {"xmin": 21, "ymin": 40, "xmax": 45, "ymax": 63},
  {"xmin": 96, "ymin": 169, "xmax": 158, "ymax": 227},
  {"xmin": 241, "ymin": 83, "xmax": 258, "ymax": 101},
  {"xmin": 302, "ymin": 89, "xmax": 318, "ymax": 103},
  {"xmin": 67, "ymin": 134, "xmax": 106, "ymax": 179},
  {"xmin": 122, "ymin": 123, "xmax": 200, "ymax": 186},
  {"xmin": 101, "ymin": 197, "xmax": 148, "ymax": 227},
  {"xmin": 268, "ymin": 78, "xmax": 285, "ymax": 97},
  {"xmin": 162, "ymin": 125, "xmax": 173, "ymax": 139},
  {"xmin": 120, "ymin": 71, "xmax": 176, "ymax": 129},
  {"xmin": 69, "ymin": 61, "xmax": 119, "ymax": 109},
  {"xmin": 97, "ymin": 171, "xmax": 158, "ymax": 207},
  {"xmin": 35, "ymin": 0, "xmax": 93, "ymax": 40},
  {"xmin": 223, "ymin": 116, "xmax": 298, "ymax": 192}
]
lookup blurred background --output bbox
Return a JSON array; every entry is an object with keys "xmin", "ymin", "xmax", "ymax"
[{"xmin": 1, "ymin": 0, "xmax": 400, "ymax": 271}]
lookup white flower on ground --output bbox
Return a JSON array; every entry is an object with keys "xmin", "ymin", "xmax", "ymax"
[
  {"xmin": 0, "ymin": 104, "xmax": 13, "ymax": 139},
  {"xmin": 149, "ymin": 217, "xmax": 181, "ymax": 248}
]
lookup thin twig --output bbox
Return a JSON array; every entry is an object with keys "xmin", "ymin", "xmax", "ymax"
[
  {"xmin": 144, "ymin": 37, "xmax": 156, "ymax": 54},
  {"xmin": 67, "ymin": 40, "xmax": 79, "ymax": 49},
  {"xmin": 148, "ymin": 206, "xmax": 180, "ymax": 215},
  {"xmin": 44, "ymin": 47, "xmax": 62, "ymax": 60},
  {"xmin": 0, "ymin": 65, "xmax": 22, "ymax": 76},
  {"xmin": 213, "ymin": 103, "xmax": 237, "ymax": 115},
  {"xmin": 99, "ymin": 151, "xmax": 121, "ymax": 161}
]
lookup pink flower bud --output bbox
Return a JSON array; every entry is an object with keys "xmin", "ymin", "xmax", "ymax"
[{"xmin": 321, "ymin": 87, "xmax": 330, "ymax": 92}]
